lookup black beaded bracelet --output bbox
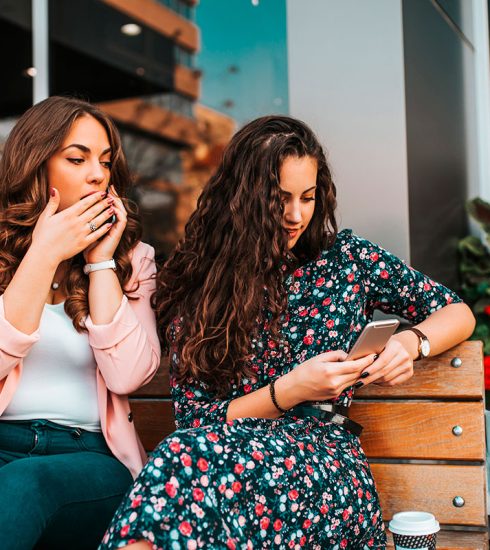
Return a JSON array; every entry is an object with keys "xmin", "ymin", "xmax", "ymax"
[{"xmin": 269, "ymin": 378, "xmax": 288, "ymax": 414}]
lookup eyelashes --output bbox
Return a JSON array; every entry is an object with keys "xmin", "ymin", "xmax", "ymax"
[{"xmin": 67, "ymin": 158, "xmax": 112, "ymax": 169}]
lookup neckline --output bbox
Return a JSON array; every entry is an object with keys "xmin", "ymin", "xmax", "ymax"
[{"xmin": 45, "ymin": 301, "xmax": 66, "ymax": 309}]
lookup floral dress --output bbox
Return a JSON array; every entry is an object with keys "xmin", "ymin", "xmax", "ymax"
[{"xmin": 100, "ymin": 230, "xmax": 461, "ymax": 550}]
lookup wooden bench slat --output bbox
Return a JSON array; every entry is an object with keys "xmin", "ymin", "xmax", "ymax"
[
  {"xmin": 351, "ymin": 401, "xmax": 485, "ymax": 460},
  {"xmin": 357, "ymin": 341, "xmax": 483, "ymax": 399},
  {"xmin": 372, "ymin": 463, "xmax": 487, "ymax": 526},
  {"xmin": 133, "ymin": 360, "xmax": 170, "ymax": 397},
  {"xmin": 131, "ymin": 400, "xmax": 174, "ymax": 450},
  {"xmin": 387, "ymin": 529, "xmax": 489, "ymax": 550}
]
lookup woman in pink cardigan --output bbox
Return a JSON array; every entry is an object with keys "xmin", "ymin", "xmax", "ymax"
[{"xmin": 0, "ymin": 97, "xmax": 161, "ymax": 549}]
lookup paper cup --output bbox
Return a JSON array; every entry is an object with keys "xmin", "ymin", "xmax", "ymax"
[{"xmin": 388, "ymin": 511, "xmax": 440, "ymax": 549}]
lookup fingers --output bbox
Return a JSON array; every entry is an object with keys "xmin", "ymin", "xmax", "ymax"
[
  {"xmin": 89, "ymin": 206, "xmax": 116, "ymax": 232},
  {"xmin": 84, "ymin": 219, "xmax": 113, "ymax": 244},
  {"xmin": 41, "ymin": 187, "xmax": 60, "ymax": 217},
  {"xmin": 72, "ymin": 190, "xmax": 108, "ymax": 216},
  {"xmin": 358, "ymin": 342, "xmax": 413, "ymax": 388},
  {"xmin": 318, "ymin": 350, "xmax": 348, "ymax": 362},
  {"xmin": 331, "ymin": 353, "xmax": 377, "ymax": 375}
]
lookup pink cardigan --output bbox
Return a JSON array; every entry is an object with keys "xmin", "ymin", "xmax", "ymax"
[{"xmin": 0, "ymin": 241, "xmax": 161, "ymax": 479}]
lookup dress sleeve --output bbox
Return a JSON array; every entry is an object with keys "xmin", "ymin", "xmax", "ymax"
[
  {"xmin": 349, "ymin": 233, "xmax": 463, "ymax": 323},
  {"xmin": 170, "ymin": 348, "xmax": 232, "ymax": 430}
]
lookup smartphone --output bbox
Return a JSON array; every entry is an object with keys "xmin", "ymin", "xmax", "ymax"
[{"xmin": 346, "ymin": 319, "xmax": 400, "ymax": 360}]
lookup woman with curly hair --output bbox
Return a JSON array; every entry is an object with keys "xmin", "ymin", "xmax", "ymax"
[
  {"xmin": 101, "ymin": 115, "xmax": 474, "ymax": 549},
  {"xmin": 0, "ymin": 96, "xmax": 160, "ymax": 549}
]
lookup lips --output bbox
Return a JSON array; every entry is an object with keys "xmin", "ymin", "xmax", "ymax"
[{"xmin": 284, "ymin": 228, "xmax": 300, "ymax": 239}]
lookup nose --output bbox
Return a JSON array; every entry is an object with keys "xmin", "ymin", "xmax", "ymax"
[
  {"xmin": 283, "ymin": 200, "xmax": 302, "ymax": 225},
  {"xmin": 87, "ymin": 160, "xmax": 105, "ymax": 185}
]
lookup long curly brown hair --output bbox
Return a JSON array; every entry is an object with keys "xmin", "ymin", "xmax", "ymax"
[
  {"xmin": 154, "ymin": 115, "xmax": 337, "ymax": 396},
  {"xmin": 0, "ymin": 96, "xmax": 142, "ymax": 331}
]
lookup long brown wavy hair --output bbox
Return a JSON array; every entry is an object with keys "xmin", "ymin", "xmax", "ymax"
[
  {"xmin": 154, "ymin": 115, "xmax": 337, "ymax": 396},
  {"xmin": 0, "ymin": 96, "xmax": 142, "ymax": 331}
]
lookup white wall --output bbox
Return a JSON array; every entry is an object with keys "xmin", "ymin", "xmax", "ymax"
[{"xmin": 287, "ymin": 0, "xmax": 410, "ymax": 260}]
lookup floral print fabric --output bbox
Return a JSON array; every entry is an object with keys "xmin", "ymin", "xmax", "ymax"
[{"xmin": 100, "ymin": 230, "xmax": 461, "ymax": 550}]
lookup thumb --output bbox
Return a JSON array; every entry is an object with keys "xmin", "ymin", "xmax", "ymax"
[{"xmin": 43, "ymin": 187, "xmax": 60, "ymax": 216}]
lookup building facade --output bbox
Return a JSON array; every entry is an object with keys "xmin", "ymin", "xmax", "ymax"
[{"xmin": 0, "ymin": 0, "xmax": 234, "ymax": 261}]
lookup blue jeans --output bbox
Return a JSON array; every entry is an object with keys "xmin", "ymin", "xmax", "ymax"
[{"xmin": 0, "ymin": 419, "xmax": 133, "ymax": 550}]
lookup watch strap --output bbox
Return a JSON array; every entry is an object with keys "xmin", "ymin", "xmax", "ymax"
[
  {"xmin": 405, "ymin": 327, "xmax": 429, "ymax": 361},
  {"xmin": 83, "ymin": 259, "xmax": 116, "ymax": 275}
]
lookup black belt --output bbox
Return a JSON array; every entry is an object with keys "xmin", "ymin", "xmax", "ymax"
[{"xmin": 290, "ymin": 403, "xmax": 363, "ymax": 437}]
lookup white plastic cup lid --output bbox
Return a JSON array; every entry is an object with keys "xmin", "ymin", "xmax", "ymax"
[{"xmin": 388, "ymin": 511, "xmax": 440, "ymax": 536}]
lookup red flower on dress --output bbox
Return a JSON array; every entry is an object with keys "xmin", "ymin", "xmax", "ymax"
[
  {"xmin": 380, "ymin": 270, "xmax": 389, "ymax": 279},
  {"xmin": 252, "ymin": 450, "xmax": 264, "ymax": 461},
  {"xmin": 260, "ymin": 517, "xmax": 270, "ymax": 530},
  {"xmin": 273, "ymin": 519, "xmax": 283, "ymax": 531},
  {"xmin": 181, "ymin": 453, "xmax": 192, "ymax": 467},
  {"xmin": 120, "ymin": 525, "xmax": 130, "ymax": 537},
  {"xmin": 303, "ymin": 519, "xmax": 312, "ymax": 529},
  {"xmin": 234, "ymin": 463, "xmax": 245, "ymax": 474},
  {"xmin": 255, "ymin": 503, "xmax": 265, "ymax": 516},
  {"xmin": 130, "ymin": 495, "xmax": 142, "ymax": 508},
  {"xmin": 169, "ymin": 441, "xmax": 181, "ymax": 453},
  {"xmin": 232, "ymin": 481, "xmax": 242, "ymax": 493},
  {"xmin": 206, "ymin": 432, "xmax": 219, "ymax": 442},
  {"xmin": 288, "ymin": 489, "xmax": 299, "ymax": 500},
  {"xmin": 197, "ymin": 458, "xmax": 209, "ymax": 472},
  {"xmin": 193, "ymin": 488, "xmax": 204, "ymax": 501},
  {"xmin": 165, "ymin": 482, "xmax": 177, "ymax": 498},
  {"xmin": 347, "ymin": 273, "xmax": 355, "ymax": 282},
  {"xmin": 303, "ymin": 335, "xmax": 314, "ymax": 345},
  {"xmin": 315, "ymin": 277, "xmax": 325, "ymax": 287},
  {"xmin": 370, "ymin": 252, "xmax": 379, "ymax": 261},
  {"xmin": 179, "ymin": 521, "xmax": 193, "ymax": 536}
]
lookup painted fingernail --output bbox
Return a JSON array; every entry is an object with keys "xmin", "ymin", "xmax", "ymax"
[
  {"xmin": 360, "ymin": 371, "xmax": 370, "ymax": 379},
  {"xmin": 373, "ymin": 354, "xmax": 379, "ymax": 361},
  {"xmin": 354, "ymin": 381, "xmax": 364, "ymax": 389},
  {"xmin": 50, "ymin": 188, "xmax": 55, "ymax": 197}
]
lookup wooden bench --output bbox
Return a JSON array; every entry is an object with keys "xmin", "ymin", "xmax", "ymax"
[{"xmin": 130, "ymin": 341, "xmax": 488, "ymax": 549}]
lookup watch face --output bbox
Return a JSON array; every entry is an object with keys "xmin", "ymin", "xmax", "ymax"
[{"xmin": 421, "ymin": 339, "xmax": 430, "ymax": 357}]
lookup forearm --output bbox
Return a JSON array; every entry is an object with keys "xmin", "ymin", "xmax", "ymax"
[
  {"xmin": 3, "ymin": 245, "xmax": 58, "ymax": 334},
  {"xmin": 226, "ymin": 370, "xmax": 301, "ymax": 421},
  {"xmin": 393, "ymin": 302, "xmax": 475, "ymax": 358},
  {"xmin": 87, "ymin": 268, "xmax": 124, "ymax": 324}
]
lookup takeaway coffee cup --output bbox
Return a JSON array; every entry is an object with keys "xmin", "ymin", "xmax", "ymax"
[{"xmin": 388, "ymin": 511, "xmax": 440, "ymax": 549}]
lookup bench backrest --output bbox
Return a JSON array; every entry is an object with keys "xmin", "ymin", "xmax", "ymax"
[{"xmin": 130, "ymin": 341, "xmax": 488, "ymax": 547}]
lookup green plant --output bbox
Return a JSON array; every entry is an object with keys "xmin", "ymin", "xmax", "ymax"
[{"xmin": 459, "ymin": 198, "xmax": 490, "ymax": 385}]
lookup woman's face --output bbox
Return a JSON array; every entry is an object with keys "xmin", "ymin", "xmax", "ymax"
[
  {"xmin": 46, "ymin": 114, "xmax": 112, "ymax": 211},
  {"xmin": 279, "ymin": 155, "xmax": 317, "ymax": 249}
]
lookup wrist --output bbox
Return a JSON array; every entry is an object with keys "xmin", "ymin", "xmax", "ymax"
[
  {"xmin": 27, "ymin": 243, "xmax": 60, "ymax": 272},
  {"xmin": 274, "ymin": 370, "xmax": 302, "ymax": 410},
  {"xmin": 391, "ymin": 331, "xmax": 419, "ymax": 361},
  {"xmin": 85, "ymin": 254, "xmax": 114, "ymax": 264}
]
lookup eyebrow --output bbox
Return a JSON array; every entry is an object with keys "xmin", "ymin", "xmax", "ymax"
[
  {"xmin": 280, "ymin": 186, "xmax": 317, "ymax": 196},
  {"xmin": 61, "ymin": 144, "xmax": 112, "ymax": 155}
]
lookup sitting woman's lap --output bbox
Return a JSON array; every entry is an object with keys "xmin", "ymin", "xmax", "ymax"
[
  {"xmin": 100, "ymin": 418, "xmax": 386, "ymax": 550},
  {"xmin": 0, "ymin": 420, "xmax": 132, "ymax": 550}
]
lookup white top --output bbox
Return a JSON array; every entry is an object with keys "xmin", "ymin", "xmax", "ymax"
[{"xmin": 2, "ymin": 301, "xmax": 101, "ymax": 431}]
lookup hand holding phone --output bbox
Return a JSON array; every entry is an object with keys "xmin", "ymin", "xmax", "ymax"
[{"xmin": 346, "ymin": 319, "xmax": 400, "ymax": 360}]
